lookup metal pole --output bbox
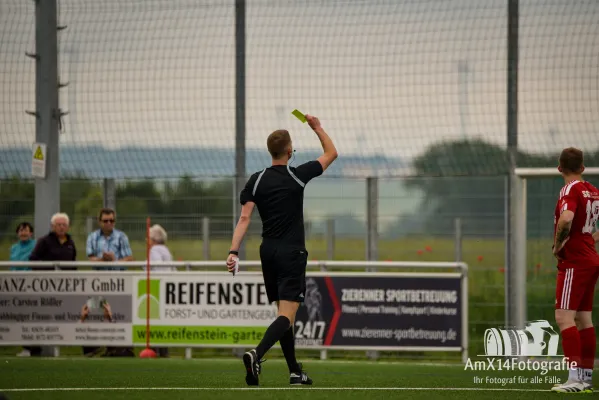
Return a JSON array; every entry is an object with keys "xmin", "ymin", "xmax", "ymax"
[
  {"xmin": 458, "ymin": 60, "xmax": 469, "ymax": 139},
  {"xmin": 34, "ymin": 0, "xmax": 60, "ymax": 237},
  {"xmin": 514, "ymin": 177, "xmax": 527, "ymax": 329},
  {"xmin": 365, "ymin": 177, "xmax": 379, "ymax": 361},
  {"xmin": 461, "ymin": 265, "xmax": 469, "ymax": 364},
  {"xmin": 64, "ymin": 47, "xmax": 78, "ymax": 136},
  {"xmin": 34, "ymin": 0, "xmax": 60, "ymax": 358},
  {"xmin": 454, "ymin": 218, "xmax": 462, "ymax": 262},
  {"xmin": 503, "ymin": 175, "xmax": 509, "ymax": 328},
  {"xmin": 235, "ymin": 0, "xmax": 247, "ymax": 260},
  {"xmin": 86, "ymin": 216, "xmax": 94, "ymax": 236},
  {"xmin": 507, "ymin": 0, "xmax": 523, "ymax": 329},
  {"xmin": 202, "ymin": 216, "xmax": 210, "ymax": 260},
  {"xmin": 319, "ymin": 261, "xmax": 328, "ymax": 360},
  {"xmin": 326, "ymin": 219, "xmax": 335, "ymax": 260},
  {"xmin": 103, "ymin": 178, "xmax": 116, "ymax": 210},
  {"xmin": 366, "ymin": 177, "xmax": 379, "ymax": 264},
  {"xmin": 185, "ymin": 263, "xmax": 192, "ymax": 359}
]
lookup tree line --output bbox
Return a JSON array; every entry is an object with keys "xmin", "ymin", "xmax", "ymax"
[
  {"xmin": 0, "ymin": 176, "xmax": 234, "ymax": 241},
  {"xmin": 404, "ymin": 140, "xmax": 599, "ymax": 238},
  {"xmin": 2, "ymin": 140, "xmax": 598, "ymax": 241}
]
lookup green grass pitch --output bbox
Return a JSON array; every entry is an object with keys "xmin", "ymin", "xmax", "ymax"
[{"xmin": 1, "ymin": 357, "xmax": 592, "ymax": 400}]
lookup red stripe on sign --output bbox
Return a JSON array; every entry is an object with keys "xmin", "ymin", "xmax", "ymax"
[{"xmin": 324, "ymin": 276, "xmax": 341, "ymax": 346}]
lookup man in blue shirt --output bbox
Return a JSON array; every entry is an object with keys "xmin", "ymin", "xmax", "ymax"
[
  {"xmin": 83, "ymin": 208, "xmax": 134, "ymax": 357},
  {"xmin": 10, "ymin": 222, "xmax": 36, "ymax": 271},
  {"xmin": 86, "ymin": 208, "xmax": 134, "ymax": 271}
]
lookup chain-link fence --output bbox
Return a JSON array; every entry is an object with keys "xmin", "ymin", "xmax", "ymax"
[{"xmin": 2, "ymin": 0, "xmax": 597, "ymax": 178}]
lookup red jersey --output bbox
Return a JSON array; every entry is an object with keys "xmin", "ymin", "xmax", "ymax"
[{"xmin": 553, "ymin": 179, "xmax": 599, "ymax": 266}]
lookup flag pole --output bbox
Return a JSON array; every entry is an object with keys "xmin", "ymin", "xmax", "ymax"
[{"xmin": 139, "ymin": 217, "xmax": 156, "ymax": 358}]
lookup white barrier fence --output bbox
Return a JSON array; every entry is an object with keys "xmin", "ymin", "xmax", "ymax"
[{"xmin": 0, "ymin": 260, "xmax": 468, "ymax": 362}]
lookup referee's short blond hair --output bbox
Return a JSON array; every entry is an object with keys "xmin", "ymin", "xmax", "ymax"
[
  {"xmin": 149, "ymin": 224, "xmax": 167, "ymax": 244},
  {"xmin": 267, "ymin": 130, "xmax": 291, "ymax": 160}
]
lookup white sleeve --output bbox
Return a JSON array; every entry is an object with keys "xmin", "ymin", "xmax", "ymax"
[
  {"xmin": 147, "ymin": 246, "xmax": 160, "ymax": 271},
  {"xmin": 149, "ymin": 246, "xmax": 161, "ymax": 261}
]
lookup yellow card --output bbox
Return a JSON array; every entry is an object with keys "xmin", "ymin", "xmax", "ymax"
[{"xmin": 291, "ymin": 109, "xmax": 306, "ymax": 123}]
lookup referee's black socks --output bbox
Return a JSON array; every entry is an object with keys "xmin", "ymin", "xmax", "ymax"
[
  {"xmin": 279, "ymin": 326, "xmax": 301, "ymax": 373},
  {"xmin": 255, "ymin": 315, "xmax": 291, "ymax": 361}
]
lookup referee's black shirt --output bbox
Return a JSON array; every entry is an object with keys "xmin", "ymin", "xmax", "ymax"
[{"xmin": 240, "ymin": 160, "xmax": 323, "ymax": 248}]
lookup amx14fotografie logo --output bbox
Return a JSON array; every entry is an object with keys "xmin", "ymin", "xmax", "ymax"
[
  {"xmin": 464, "ymin": 320, "xmax": 576, "ymax": 386},
  {"xmin": 484, "ymin": 320, "xmax": 559, "ymax": 357}
]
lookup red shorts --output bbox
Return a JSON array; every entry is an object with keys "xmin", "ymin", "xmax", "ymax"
[{"xmin": 555, "ymin": 264, "xmax": 599, "ymax": 311}]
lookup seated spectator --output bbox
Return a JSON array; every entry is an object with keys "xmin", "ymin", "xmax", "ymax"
[
  {"xmin": 10, "ymin": 222, "xmax": 36, "ymax": 271},
  {"xmin": 86, "ymin": 208, "xmax": 133, "ymax": 271}
]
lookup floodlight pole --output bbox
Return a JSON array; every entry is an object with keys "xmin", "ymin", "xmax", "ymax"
[
  {"xmin": 234, "ymin": 0, "xmax": 246, "ymax": 259},
  {"xmin": 507, "ymin": 0, "xmax": 524, "ymax": 330},
  {"xmin": 29, "ymin": 0, "xmax": 64, "ymax": 358},
  {"xmin": 33, "ymin": 0, "xmax": 60, "ymax": 242}
]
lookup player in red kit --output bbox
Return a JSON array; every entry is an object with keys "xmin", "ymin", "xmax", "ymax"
[{"xmin": 551, "ymin": 148, "xmax": 599, "ymax": 393}]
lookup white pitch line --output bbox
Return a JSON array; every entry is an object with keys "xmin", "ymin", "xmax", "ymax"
[
  {"xmin": 0, "ymin": 357, "xmax": 464, "ymax": 368},
  {"xmin": 1, "ymin": 387, "xmax": 550, "ymax": 392}
]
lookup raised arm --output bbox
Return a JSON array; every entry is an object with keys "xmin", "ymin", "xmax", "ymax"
[{"xmin": 305, "ymin": 115, "xmax": 338, "ymax": 172}]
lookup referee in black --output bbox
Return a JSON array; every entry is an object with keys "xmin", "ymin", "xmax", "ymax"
[{"xmin": 226, "ymin": 114, "xmax": 338, "ymax": 386}]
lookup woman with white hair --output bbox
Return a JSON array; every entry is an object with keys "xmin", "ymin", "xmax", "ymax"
[
  {"xmin": 147, "ymin": 224, "xmax": 176, "ymax": 272},
  {"xmin": 147, "ymin": 224, "xmax": 174, "ymax": 358}
]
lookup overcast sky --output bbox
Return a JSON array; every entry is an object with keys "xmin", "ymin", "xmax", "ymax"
[{"xmin": 1, "ymin": 0, "xmax": 597, "ymax": 163}]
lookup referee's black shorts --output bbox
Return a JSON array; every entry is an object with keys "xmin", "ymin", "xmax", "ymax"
[{"xmin": 259, "ymin": 240, "xmax": 308, "ymax": 304}]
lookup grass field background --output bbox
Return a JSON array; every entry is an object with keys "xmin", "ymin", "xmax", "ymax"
[{"xmin": 1, "ymin": 357, "xmax": 592, "ymax": 400}]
